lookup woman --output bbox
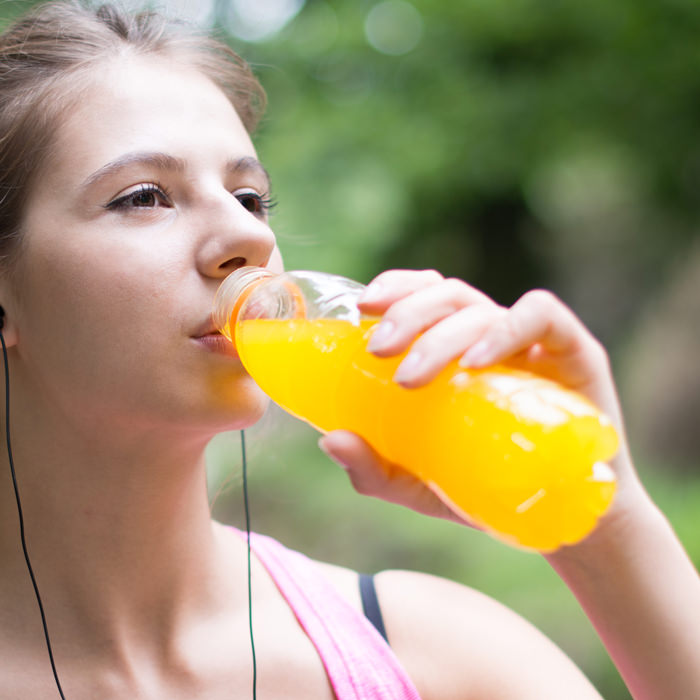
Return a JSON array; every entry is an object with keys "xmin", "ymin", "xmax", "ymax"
[{"xmin": 0, "ymin": 2, "xmax": 697, "ymax": 698}]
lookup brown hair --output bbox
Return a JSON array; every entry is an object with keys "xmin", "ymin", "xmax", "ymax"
[{"xmin": 0, "ymin": 1, "xmax": 266, "ymax": 265}]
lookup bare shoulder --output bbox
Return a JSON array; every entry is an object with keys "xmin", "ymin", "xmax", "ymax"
[
  {"xmin": 311, "ymin": 560, "xmax": 602, "ymax": 700},
  {"xmin": 372, "ymin": 569, "xmax": 603, "ymax": 700}
]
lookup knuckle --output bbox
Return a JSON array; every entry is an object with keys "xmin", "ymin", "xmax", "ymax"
[
  {"xmin": 587, "ymin": 336, "xmax": 609, "ymax": 366},
  {"xmin": 442, "ymin": 276, "xmax": 468, "ymax": 298},
  {"xmin": 410, "ymin": 328, "xmax": 446, "ymax": 357},
  {"xmin": 521, "ymin": 288, "xmax": 559, "ymax": 309},
  {"xmin": 492, "ymin": 304, "xmax": 510, "ymax": 322},
  {"xmin": 502, "ymin": 297, "xmax": 527, "ymax": 325},
  {"xmin": 369, "ymin": 269, "xmax": 402, "ymax": 286},
  {"xmin": 443, "ymin": 276, "xmax": 496, "ymax": 306},
  {"xmin": 420, "ymin": 269, "xmax": 445, "ymax": 284},
  {"xmin": 500, "ymin": 315, "xmax": 522, "ymax": 344},
  {"xmin": 381, "ymin": 295, "xmax": 413, "ymax": 324},
  {"xmin": 479, "ymin": 306, "xmax": 509, "ymax": 337}
]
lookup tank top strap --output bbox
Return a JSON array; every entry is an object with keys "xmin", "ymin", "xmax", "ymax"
[{"xmin": 240, "ymin": 529, "xmax": 422, "ymax": 700}]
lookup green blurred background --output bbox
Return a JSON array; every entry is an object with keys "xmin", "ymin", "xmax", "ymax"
[{"xmin": 5, "ymin": 0, "xmax": 699, "ymax": 697}]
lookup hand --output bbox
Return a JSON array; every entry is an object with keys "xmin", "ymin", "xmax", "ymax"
[
  {"xmin": 360, "ymin": 270, "xmax": 612, "ymax": 410},
  {"xmin": 320, "ymin": 269, "xmax": 645, "ymax": 532},
  {"xmin": 321, "ymin": 270, "xmax": 700, "ymax": 700}
]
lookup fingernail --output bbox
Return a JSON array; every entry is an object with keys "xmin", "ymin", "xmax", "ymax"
[
  {"xmin": 367, "ymin": 320, "xmax": 395, "ymax": 352},
  {"xmin": 359, "ymin": 281, "xmax": 383, "ymax": 304},
  {"xmin": 393, "ymin": 351, "xmax": 423, "ymax": 383},
  {"xmin": 459, "ymin": 339, "xmax": 494, "ymax": 367},
  {"xmin": 318, "ymin": 436, "xmax": 330, "ymax": 454}
]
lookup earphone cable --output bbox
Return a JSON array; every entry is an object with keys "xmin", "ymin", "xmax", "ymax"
[
  {"xmin": 0, "ymin": 329, "xmax": 66, "ymax": 699},
  {"xmin": 241, "ymin": 428, "xmax": 257, "ymax": 699}
]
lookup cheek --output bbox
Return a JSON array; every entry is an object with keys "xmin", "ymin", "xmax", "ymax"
[
  {"xmin": 15, "ymin": 234, "xmax": 185, "ymax": 378},
  {"xmin": 268, "ymin": 245, "xmax": 285, "ymax": 274},
  {"xmin": 12, "ymin": 256, "xmax": 195, "ymax": 428},
  {"xmin": 24, "ymin": 225, "xmax": 183, "ymax": 311}
]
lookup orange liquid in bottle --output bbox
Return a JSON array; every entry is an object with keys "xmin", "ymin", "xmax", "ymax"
[{"xmin": 235, "ymin": 317, "xmax": 618, "ymax": 551}]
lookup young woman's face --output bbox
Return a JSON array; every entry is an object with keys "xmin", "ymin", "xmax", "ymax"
[{"xmin": 7, "ymin": 55, "xmax": 280, "ymax": 437}]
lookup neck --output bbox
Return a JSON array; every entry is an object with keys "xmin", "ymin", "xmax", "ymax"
[{"xmin": 0, "ymin": 373, "xmax": 243, "ymax": 655}]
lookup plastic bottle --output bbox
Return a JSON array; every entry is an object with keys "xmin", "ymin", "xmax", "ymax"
[{"xmin": 213, "ymin": 267, "xmax": 618, "ymax": 552}]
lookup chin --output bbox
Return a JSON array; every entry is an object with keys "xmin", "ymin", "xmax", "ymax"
[{"xmin": 201, "ymin": 382, "xmax": 271, "ymax": 432}]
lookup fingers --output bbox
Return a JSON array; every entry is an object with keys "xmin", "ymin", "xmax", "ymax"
[
  {"xmin": 358, "ymin": 270, "xmax": 610, "ymax": 399},
  {"xmin": 459, "ymin": 290, "xmax": 576, "ymax": 364},
  {"xmin": 360, "ymin": 269, "xmax": 492, "ymax": 314},
  {"xmin": 359, "ymin": 269, "xmax": 445, "ymax": 311},
  {"xmin": 361, "ymin": 271, "xmax": 497, "ymax": 358},
  {"xmin": 392, "ymin": 304, "xmax": 507, "ymax": 387},
  {"xmin": 458, "ymin": 289, "xmax": 609, "ymax": 384}
]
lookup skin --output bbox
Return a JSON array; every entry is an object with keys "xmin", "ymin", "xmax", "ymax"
[{"xmin": 0, "ymin": 52, "xmax": 697, "ymax": 699}]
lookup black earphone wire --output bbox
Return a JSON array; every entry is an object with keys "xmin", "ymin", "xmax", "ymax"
[
  {"xmin": 0, "ymin": 324, "xmax": 66, "ymax": 700},
  {"xmin": 241, "ymin": 428, "xmax": 257, "ymax": 699}
]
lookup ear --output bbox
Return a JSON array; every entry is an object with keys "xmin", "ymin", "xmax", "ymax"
[
  {"xmin": 0, "ymin": 303, "xmax": 19, "ymax": 348},
  {"xmin": 0, "ymin": 272, "xmax": 20, "ymax": 347}
]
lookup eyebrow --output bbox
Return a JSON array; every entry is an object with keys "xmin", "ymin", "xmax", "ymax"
[
  {"xmin": 226, "ymin": 155, "xmax": 272, "ymax": 192},
  {"xmin": 81, "ymin": 151, "xmax": 271, "ymax": 191},
  {"xmin": 81, "ymin": 151, "xmax": 185, "ymax": 189}
]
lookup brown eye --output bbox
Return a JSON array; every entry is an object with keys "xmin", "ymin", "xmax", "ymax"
[
  {"xmin": 106, "ymin": 183, "xmax": 172, "ymax": 211},
  {"xmin": 234, "ymin": 190, "xmax": 276, "ymax": 217},
  {"xmin": 236, "ymin": 192, "xmax": 262, "ymax": 213},
  {"xmin": 132, "ymin": 190, "xmax": 157, "ymax": 207}
]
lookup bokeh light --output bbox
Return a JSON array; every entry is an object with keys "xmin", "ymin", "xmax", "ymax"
[
  {"xmin": 364, "ymin": 0, "xmax": 423, "ymax": 56},
  {"xmin": 223, "ymin": 0, "xmax": 306, "ymax": 42}
]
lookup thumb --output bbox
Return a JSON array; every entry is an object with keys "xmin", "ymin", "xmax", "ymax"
[
  {"xmin": 318, "ymin": 430, "xmax": 392, "ymax": 482},
  {"xmin": 318, "ymin": 430, "xmax": 469, "ymax": 524}
]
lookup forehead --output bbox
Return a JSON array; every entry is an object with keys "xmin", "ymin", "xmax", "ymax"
[{"xmin": 47, "ymin": 53, "xmax": 255, "ymax": 183}]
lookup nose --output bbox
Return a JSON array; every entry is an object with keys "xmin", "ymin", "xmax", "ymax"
[{"xmin": 196, "ymin": 194, "xmax": 277, "ymax": 279}]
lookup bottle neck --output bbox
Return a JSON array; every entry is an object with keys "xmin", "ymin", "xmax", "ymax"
[{"xmin": 212, "ymin": 266, "xmax": 275, "ymax": 341}]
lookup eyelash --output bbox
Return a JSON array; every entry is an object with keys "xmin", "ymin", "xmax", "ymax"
[
  {"xmin": 105, "ymin": 183, "xmax": 172, "ymax": 211},
  {"xmin": 105, "ymin": 184, "xmax": 278, "ymax": 218},
  {"xmin": 236, "ymin": 191, "xmax": 278, "ymax": 217}
]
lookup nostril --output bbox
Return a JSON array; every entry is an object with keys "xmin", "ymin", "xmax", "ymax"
[{"xmin": 220, "ymin": 256, "xmax": 247, "ymax": 271}]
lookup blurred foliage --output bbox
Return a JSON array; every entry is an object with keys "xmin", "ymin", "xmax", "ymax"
[{"xmin": 231, "ymin": 0, "xmax": 700, "ymax": 466}]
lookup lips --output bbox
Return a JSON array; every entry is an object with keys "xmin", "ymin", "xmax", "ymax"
[
  {"xmin": 194, "ymin": 332, "xmax": 239, "ymax": 358},
  {"xmin": 192, "ymin": 317, "xmax": 239, "ymax": 358},
  {"xmin": 192, "ymin": 315, "xmax": 219, "ymax": 339}
]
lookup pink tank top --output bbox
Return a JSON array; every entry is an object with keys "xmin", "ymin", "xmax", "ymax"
[{"xmin": 246, "ymin": 531, "xmax": 423, "ymax": 700}]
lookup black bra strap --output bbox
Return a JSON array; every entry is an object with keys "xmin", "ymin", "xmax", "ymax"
[{"xmin": 359, "ymin": 573, "xmax": 389, "ymax": 644}]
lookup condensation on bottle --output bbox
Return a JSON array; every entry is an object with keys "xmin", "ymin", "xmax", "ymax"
[{"xmin": 213, "ymin": 267, "xmax": 618, "ymax": 552}]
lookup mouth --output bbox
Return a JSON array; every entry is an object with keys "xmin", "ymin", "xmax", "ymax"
[
  {"xmin": 192, "ymin": 320, "xmax": 239, "ymax": 358},
  {"xmin": 194, "ymin": 333, "xmax": 239, "ymax": 358},
  {"xmin": 192, "ymin": 312, "xmax": 222, "ymax": 338}
]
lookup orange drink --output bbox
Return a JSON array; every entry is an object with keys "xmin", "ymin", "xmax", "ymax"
[
  {"xmin": 214, "ymin": 268, "xmax": 619, "ymax": 551},
  {"xmin": 234, "ymin": 316, "xmax": 618, "ymax": 551}
]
